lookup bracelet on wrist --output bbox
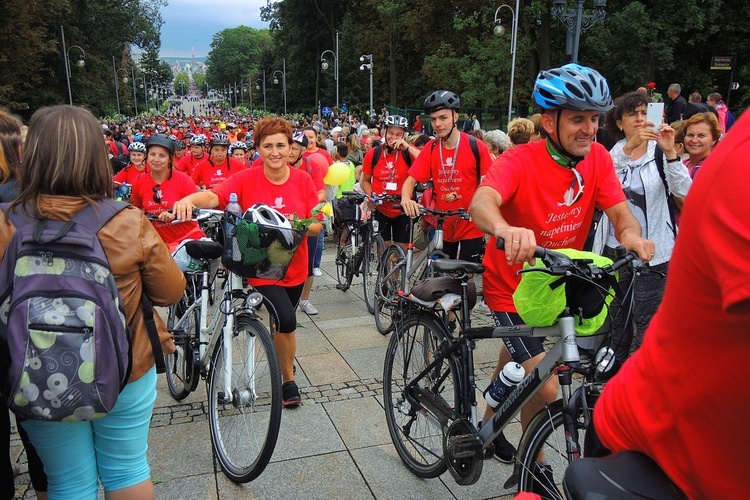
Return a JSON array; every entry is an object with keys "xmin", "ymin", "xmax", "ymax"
[{"xmin": 666, "ymin": 157, "xmax": 680, "ymax": 163}]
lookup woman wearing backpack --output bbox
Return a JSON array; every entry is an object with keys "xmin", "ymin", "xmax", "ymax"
[{"xmin": 0, "ymin": 105, "xmax": 185, "ymax": 499}]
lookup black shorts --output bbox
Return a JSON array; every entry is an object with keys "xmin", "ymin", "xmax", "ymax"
[
  {"xmin": 442, "ymin": 237, "xmax": 486, "ymax": 263},
  {"xmin": 492, "ymin": 311, "xmax": 545, "ymax": 364},
  {"xmin": 306, "ymin": 235, "xmax": 318, "ymax": 276},
  {"xmin": 254, "ymin": 283, "xmax": 304, "ymax": 334},
  {"xmin": 375, "ymin": 210, "xmax": 410, "ymax": 244}
]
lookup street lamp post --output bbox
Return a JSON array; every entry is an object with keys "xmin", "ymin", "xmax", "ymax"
[
  {"xmin": 61, "ymin": 25, "xmax": 85, "ymax": 105},
  {"xmin": 359, "ymin": 54, "xmax": 373, "ymax": 116},
  {"xmin": 320, "ymin": 31, "xmax": 340, "ymax": 108},
  {"xmin": 551, "ymin": 0, "xmax": 607, "ymax": 63},
  {"xmin": 255, "ymin": 72, "xmax": 266, "ymax": 111},
  {"xmin": 132, "ymin": 68, "xmax": 140, "ymax": 115},
  {"xmin": 135, "ymin": 77, "xmax": 146, "ymax": 115},
  {"xmin": 494, "ymin": 0, "xmax": 520, "ymax": 126},
  {"xmin": 272, "ymin": 59, "xmax": 287, "ymax": 115},
  {"xmin": 112, "ymin": 56, "xmax": 130, "ymax": 116}
]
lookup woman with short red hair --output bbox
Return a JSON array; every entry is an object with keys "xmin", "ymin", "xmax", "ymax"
[{"xmin": 172, "ymin": 117, "xmax": 320, "ymax": 407}]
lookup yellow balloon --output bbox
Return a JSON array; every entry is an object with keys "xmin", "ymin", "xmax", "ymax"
[{"xmin": 324, "ymin": 161, "xmax": 351, "ymax": 186}]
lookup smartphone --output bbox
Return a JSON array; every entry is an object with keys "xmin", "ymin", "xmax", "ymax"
[{"xmin": 647, "ymin": 102, "xmax": 664, "ymax": 130}]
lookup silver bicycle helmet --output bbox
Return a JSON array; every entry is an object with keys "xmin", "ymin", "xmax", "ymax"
[
  {"xmin": 190, "ymin": 134, "xmax": 207, "ymax": 146},
  {"xmin": 533, "ymin": 63, "xmax": 614, "ymax": 112},
  {"xmin": 292, "ymin": 130, "xmax": 308, "ymax": 148},
  {"xmin": 209, "ymin": 133, "xmax": 230, "ymax": 147}
]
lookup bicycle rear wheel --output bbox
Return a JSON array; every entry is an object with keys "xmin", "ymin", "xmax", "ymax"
[
  {"xmin": 363, "ymin": 234, "xmax": 385, "ymax": 314},
  {"xmin": 165, "ymin": 289, "xmax": 200, "ymax": 401},
  {"xmin": 375, "ymin": 244, "xmax": 406, "ymax": 335},
  {"xmin": 208, "ymin": 314, "xmax": 282, "ymax": 483},
  {"xmin": 516, "ymin": 398, "xmax": 590, "ymax": 499},
  {"xmin": 383, "ymin": 313, "xmax": 458, "ymax": 478},
  {"xmin": 335, "ymin": 225, "xmax": 353, "ymax": 288}
]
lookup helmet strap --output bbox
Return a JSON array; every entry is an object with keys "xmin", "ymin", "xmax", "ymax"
[{"xmin": 545, "ymin": 111, "xmax": 584, "ymax": 168}]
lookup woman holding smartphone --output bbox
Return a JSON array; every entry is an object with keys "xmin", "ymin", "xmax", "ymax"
[{"xmin": 595, "ymin": 91, "xmax": 692, "ymax": 366}]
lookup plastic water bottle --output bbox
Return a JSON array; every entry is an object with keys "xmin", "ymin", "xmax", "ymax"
[
  {"xmin": 226, "ymin": 193, "xmax": 242, "ymax": 261},
  {"xmin": 484, "ymin": 362, "xmax": 525, "ymax": 411},
  {"xmin": 594, "ymin": 347, "xmax": 616, "ymax": 380},
  {"xmin": 226, "ymin": 193, "xmax": 242, "ymax": 216}
]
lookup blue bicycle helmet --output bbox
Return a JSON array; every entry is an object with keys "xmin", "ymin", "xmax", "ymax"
[{"xmin": 533, "ymin": 63, "xmax": 614, "ymax": 112}]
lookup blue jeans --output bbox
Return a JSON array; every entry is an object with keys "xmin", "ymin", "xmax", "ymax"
[{"xmin": 22, "ymin": 366, "xmax": 157, "ymax": 499}]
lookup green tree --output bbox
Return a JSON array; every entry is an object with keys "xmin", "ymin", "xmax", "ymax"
[{"xmin": 205, "ymin": 26, "xmax": 272, "ymax": 100}]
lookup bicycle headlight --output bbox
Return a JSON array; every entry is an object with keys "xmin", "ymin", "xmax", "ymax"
[{"xmin": 246, "ymin": 292, "xmax": 264, "ymax": 308}]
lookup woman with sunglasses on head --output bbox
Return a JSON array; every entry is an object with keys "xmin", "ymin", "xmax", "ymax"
[
  {"xmin": 596, "ymin": 91, "xmax": 692, "ymax": 366},
  {"xmin": 131, "ymin": 135, "xmax": 204, "ymax": 252}
]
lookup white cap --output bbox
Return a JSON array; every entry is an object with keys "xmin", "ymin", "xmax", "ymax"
[{"xmin": 331, "ymin": 126, "xmax": 342, "ymax": 134}]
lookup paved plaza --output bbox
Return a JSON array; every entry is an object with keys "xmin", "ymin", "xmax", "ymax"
[{"xmin": 9, "ymin": 245, "xmax": 521, "ymax": 499}]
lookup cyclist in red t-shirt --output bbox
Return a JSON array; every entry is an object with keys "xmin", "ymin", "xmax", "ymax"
[
  {"xmin": 131, "ymin": 135, "xmax": 203, "ymax": 252},
  {"xmin": 175, "ymin": 134, "xmax": 207, "ymax": 177},
  {"xmin": 301, "ymin": 126, "xmax": 333, "ymax": 165},
  {"xmin": 191, "ymin": 133, "xmax": 242, "ymax": 189},
  {"xmin": 469, "ymin": 64, "xmax": 654, "ymax": 478},
  {"xmin": 113, "ymin": 141, "xmax": 150, "ymax": 187},
  {"xmin": 400, "ymin": 91, "xmax": 493, "ymax": 262},
  {"xmin": 172, "ymin": 117, "xmax": 321, "ymax": 408},
  {"xmin": 228, "ymin": 141, "xmax": 251, "ymax": 169},
  {"xmin": 361, "ymin": 115, "xmax": 420, "ymax": 247}
]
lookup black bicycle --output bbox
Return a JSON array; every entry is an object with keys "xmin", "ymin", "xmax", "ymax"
[
  {"xmin": 383, "ymin": 240, "xmax": 640, "ymax": 497},
  {"xmin": 334, "ymin": 192, "xmax": 393, "ymax": 314}
]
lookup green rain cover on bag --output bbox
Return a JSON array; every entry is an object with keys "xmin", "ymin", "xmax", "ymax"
[{"xmin": 512, "ymin": 248, "xmax": 617, "ymax": 336}]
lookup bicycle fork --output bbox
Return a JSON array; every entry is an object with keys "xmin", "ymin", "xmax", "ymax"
[{"xmin": 218, "ymin": 273, "xmax": 256, "ymax": 406}]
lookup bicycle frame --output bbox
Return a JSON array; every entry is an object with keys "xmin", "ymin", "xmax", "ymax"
[
  {"xmin": 172, "ymin": 246, "xmax": 263, "ymax": 405},
  {"xmin": 402, "ymin": 218, "xmax": 444, "ymax": 294},
  {"xmin": 401, "ymin": 312, "xmax": 582, "ymax": 453}
]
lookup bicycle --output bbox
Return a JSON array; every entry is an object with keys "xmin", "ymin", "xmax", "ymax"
[
  {"xmin": 374, "ymin": 206, "xmax": 470, "ymax": 335},
  {"xmin": 163, "ymin": 209, "xmax": 283, "ymax": 483},
  {"xmin": 333, "ymin": 192, "xmax": 390, "ymax": 314},
  {"xmin": 382, "ymin": 239, "xmax": 640, "ymax": 497}
]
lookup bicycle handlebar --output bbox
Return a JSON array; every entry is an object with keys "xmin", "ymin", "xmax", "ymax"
[
  {"xmin": 393, "ymin": 203, "xmax": 471, "ymax": 220},
  {"xmin": 496, "ymin": 236, "xmax": 640, "ymax": 277}
]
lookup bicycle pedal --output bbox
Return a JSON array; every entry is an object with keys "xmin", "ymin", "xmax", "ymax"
[{"xmin": 447, "ymin": 434, "xmax": 482, "ymax": 459}]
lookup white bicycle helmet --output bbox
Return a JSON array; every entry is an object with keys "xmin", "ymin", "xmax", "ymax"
[
  {"xmin": 128, "ymin": 141, "xmax": 146, "ymax": 153},
  {"xmin": 190, "ymin": 134, "xmax": 207, "ymax": 146},
  {"xmin": 228, "ymin": 141, "xmax": 248, "ymax": 155},
  {"xmin": 243, "ymin": 203, "xmax": 296, "ymax": 247},
  {"xmin": 384, "ymin": 114, "xmax": 408, "ymax": 131}
]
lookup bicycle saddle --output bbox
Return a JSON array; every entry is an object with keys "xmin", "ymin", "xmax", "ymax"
[
  {"xmin": 432, "ymin": 259, "xmax": 484, "ymax": 276},
  {"xmin": 184, "ymin": 239, "xmax": 224, "ymax": 260},
  {"xmin": 564, "ymin": 451, "xmax": 687, "ymax": 500}
]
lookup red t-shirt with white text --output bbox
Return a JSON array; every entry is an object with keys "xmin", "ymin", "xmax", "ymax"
[
  {"xmin": 362, "ymin": 147, "xmax": 411, "ymax": 218},
  {"xmin": 595, "ymin": 114, "xmax": 750, "ymax": 498},
  {"xmin": 191, "ymin": 157, "xmax": 243, "ymax": 189},
  {"xmin": 408, "ymin": 132, "xmax": 491, "ymax": 241},
  {"xmin": 212, "ymin": 167, "xmax": 318, "ymax": 287},
  {"xmin": 131, "ymin": 171, "xmax": 203, "ymax": 252},
  {"xmin": 480, "ymin": 140, "xmax": 625, "ymax": 311}
]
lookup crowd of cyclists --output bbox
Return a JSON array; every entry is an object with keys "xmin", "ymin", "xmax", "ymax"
[{"xmin": 2, "ymin": 60, "xmax": 747, "ymax": 498}]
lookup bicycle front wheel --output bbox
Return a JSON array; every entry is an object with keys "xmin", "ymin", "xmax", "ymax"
[
  {"xmin": 383, "ymin": 313, "xmax": 459, "ymax": 478},
  {"xmin": 335, "ymin": 225, "xmax": 353, "ymax": 288},
  {"xmin": 208, "ymin": 314, "xmax": 282, "ymax": 483},
  {"xmin": 375, "ymin": 244, "xmax": 406, "ymax": 335},
  {"xmin": 363, "ymin": 234, "xmax": 385, "ymax": 314},
  {"xmin": 165, "ymin": 292, "xmax": 200, "ymax": 400},
  {"xmin": 516, "ymin": 399, "xmax": 589, "ymax": 499}
]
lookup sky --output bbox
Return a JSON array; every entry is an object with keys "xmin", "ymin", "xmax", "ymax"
[{"xmin": 155, "ymin": 0, "xmax": 270, "ymax": 58}]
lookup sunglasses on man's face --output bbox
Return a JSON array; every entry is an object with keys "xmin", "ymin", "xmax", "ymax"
[{"xmin": 559, "ymin": 168, "xmax": 584, "ymax": 207}]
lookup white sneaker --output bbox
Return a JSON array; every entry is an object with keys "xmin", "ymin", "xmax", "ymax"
[
  {"xmin": 299, "ymin": 301, "xmax": 319, "ymax": 315},
  {"xmin": 312, "ymin": 267, "xmax": 323, "ymax": 277}
]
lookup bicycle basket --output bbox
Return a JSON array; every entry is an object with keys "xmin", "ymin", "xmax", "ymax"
[
  {"xmin": 512, "ymin": 248, "xmax": 617, "ymax": 336},
  {"xmin": 222, "ymin": 211, "xmax": 305, "ymax": 279},
  {"xmin": 334, "ymin": 197, "xmax": 359, "ymax": 223}
]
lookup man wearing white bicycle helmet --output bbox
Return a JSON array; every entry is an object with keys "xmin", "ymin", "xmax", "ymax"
[
  {"xmin": 361, "ymin": 114, "xmax": 420, "ymax": 247},
  {"xmin": 469, "ymin": 63, "xmax": 654, "ymax": 483}
]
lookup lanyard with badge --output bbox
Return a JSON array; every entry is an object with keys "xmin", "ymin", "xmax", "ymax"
[
  {"xmin": 384, "ymin": 150, "xmax": 400, "ymax": 192},
  {"xmin": 438, "ymin": 137, "xmax": 462, "ymax": 202}
]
